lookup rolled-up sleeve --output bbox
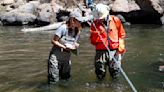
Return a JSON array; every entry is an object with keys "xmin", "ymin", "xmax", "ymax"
[{"xmin": 54, "ymin": 24, "xmax": 67, "ymax": 38}]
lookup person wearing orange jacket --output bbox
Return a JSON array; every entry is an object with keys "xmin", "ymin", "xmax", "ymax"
[{"xmin": 89, "ymin": 3, "xmax": 126, "ymax": 80}]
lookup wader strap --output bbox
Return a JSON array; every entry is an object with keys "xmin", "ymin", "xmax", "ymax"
[{"xmin": 102, "ymin": 15, "xmax": 111, "ymax": 47}]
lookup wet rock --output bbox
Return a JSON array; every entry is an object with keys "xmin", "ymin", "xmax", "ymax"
[
  {"xmin": 160, "ymin": 15, "xmax": 164, "ymax": 25},
  {"xmin": 159, "ymin": 65, "xmax": 164, "ymax": 72}
]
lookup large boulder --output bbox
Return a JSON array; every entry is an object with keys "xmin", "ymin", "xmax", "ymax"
[
  {"xmin": 112, "ymin": 0, "xmax": 140, "ymax": 12},
  {"xmin": 36, "ymin": 3, "xmax": 54, "ymax": 25},
  {"xmin": 135, "ymin": 0, "xmax": 163, "ymax": 14},
  {"xmin": 0, "ymin": 1, "xmax": 39, "ymax": 25},
  {"xmin": 0, "ymin": 12, "xmax": 36, "ymax": 25},
  {"xmin": 16, "ymin": 1, "xmax": 40, "ymax": 13},
  {"xmin": 110, "ymin": 0, "xmax": 164, "ymax": 24}
]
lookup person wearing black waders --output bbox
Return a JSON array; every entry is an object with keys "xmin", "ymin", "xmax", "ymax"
[
  {"xmin": 89, "ymin": 3, "xmax": 126, "ymax": 80},
  {"xmin": 47, "ymin": 16, "xmax": 82, "ymax": 84}
]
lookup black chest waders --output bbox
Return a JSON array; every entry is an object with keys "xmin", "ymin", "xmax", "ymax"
[{"xmin": 102, "ymin": 15, "xmax": 114, "ymax": 61}]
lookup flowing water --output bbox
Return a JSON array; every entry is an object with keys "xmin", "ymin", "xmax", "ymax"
[{"xmin": 0, "ymin": 24, "xmax": 164, "ymax": 92}]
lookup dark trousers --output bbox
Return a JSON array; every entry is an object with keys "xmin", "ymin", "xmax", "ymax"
[
  {"xmin": 94, "ymin": 50, "xmax": 121, "ymax": 80},
  {"xmin": 48, "ymin": 47, "xmax": 71, "ymax": 83}
]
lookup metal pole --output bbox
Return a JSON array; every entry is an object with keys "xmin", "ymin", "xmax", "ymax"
[
  {"xmin": 70, "ymin": 1, "xmax": 138, "ymax": 91},
  {"xmin": 91, "ymin": 21, "xmax": 138, "ymax": 92}
]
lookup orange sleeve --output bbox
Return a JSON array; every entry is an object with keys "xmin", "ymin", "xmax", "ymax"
[
  {"xmin": 113, "ymin": 16, "xmax": 126, "ymax": 53},
  {"xmin": 90, "ymin": 24, "xmax": 99, "ymax": 45}
]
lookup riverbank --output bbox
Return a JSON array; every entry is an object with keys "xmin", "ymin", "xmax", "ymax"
[{"xmin": 0, "ymin": 0, "xmax": 164, "ymax": 26}]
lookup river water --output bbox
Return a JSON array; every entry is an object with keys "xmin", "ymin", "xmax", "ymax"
[{"xmin": 0, "ymin": 24, "xmax": 164, "ymax": 92}]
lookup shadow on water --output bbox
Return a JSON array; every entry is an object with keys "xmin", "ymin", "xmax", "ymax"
[{"xmin": 0, "ymin": 25, "xmax": 164, "ymax": 92}]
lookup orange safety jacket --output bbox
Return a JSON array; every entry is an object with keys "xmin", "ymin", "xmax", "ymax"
[{"xmin": 90, "ymin": 15, "xmax": 126, "ymax": 53}]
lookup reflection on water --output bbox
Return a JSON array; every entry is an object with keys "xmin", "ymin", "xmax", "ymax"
[{"xmin": 0, "ymin": 25, "xmax": 164, "ymax": 92}]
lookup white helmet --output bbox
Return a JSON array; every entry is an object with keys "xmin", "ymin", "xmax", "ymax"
[{"xmin": 92, "ymin": 3, "xmax": 110, "ymax": 19}]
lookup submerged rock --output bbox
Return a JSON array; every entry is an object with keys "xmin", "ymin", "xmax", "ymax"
[
  {"xmin": 21, "ymin": 21, "xmax": 65, "ymax": 32},
  {"xmin": 159, "ymin": 65, "xmax": 164, "ymax": 72}
]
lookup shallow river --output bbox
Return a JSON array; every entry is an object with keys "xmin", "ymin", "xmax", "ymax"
[{"xmin": 0, "ymin": 24, "xmax": 164, "ymax": 92}]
